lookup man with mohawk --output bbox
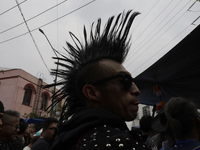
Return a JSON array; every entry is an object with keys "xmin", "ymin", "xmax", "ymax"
[{"xmin": 47, "ymin": 10, "xmax": 148, "ymax": 150}]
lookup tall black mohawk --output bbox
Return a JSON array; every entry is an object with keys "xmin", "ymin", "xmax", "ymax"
[{"xmin": 46, "ymin": 10, "xmax": 139, "ymax": 116}]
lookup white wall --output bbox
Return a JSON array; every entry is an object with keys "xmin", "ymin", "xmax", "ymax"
[{"xmin": 126, "ymin": 104, "xmax": 154, "ymax": 130}]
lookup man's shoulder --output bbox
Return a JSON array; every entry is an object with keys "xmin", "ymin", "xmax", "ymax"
[
  {"xmin": 31, "ymin": 138, "xmax": 49, "ymax": 150},
  {"xmin": 11, "ymin": 137, "xmax": 24, "ymax": 149},
  {"xmin": 74, "ymin": 124, "xmax": 148, "ymax": 149},
  {"xmin": 0, "ymin": 142, "xmax": 14, "ymax": 150}
]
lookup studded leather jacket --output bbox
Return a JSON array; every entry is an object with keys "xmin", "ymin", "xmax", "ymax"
[{"xmin": 51, "ymin": 107, "xmax": 148, "ymax": 150}]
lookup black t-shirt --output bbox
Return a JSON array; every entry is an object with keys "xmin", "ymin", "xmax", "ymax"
[
  {"xmin": 11, "ymin": 137, "xmax": 24, "ymax": 150},
  {"xmin": 31, "ymin": 138, "xmax": 50, "ymax": 150}
]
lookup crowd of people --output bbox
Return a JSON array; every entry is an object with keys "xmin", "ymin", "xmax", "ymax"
[
  {"xmin": 1, "ymin": 10, "xmax": 200, "ymax": 150},
  {"xmin": 0, "ymin": 101, "xmax": 58, "ymax": 150},
  {"xmin": 139, "ymin": 97, "xmax": 200, "ymax": 150}
]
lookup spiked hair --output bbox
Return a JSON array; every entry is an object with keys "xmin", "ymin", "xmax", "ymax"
[{"xmin": 46, "ymin": 10, "xmax": 139, "ymax": 116}]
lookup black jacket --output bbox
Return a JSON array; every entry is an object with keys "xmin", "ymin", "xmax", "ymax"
[
  {"xmin": 11, "ymin": 137, "xmax": 24, "ymax": 150},
  {"xmin": 31, "ymin": 138, "xmax": 50, "ymax": 150},
  {"xmin": 0, "ymin": 141, "xmax": 13, "ymax": 150},
  {"xmin": 51, "ymin": 107, "xmax": 148, "ymax": 150}
]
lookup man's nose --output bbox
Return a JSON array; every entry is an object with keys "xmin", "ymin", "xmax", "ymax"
[{"xmin": 131, "ymin": 83, "xmax": 140, "ymax": 96}]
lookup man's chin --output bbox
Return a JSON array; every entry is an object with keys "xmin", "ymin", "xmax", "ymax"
[
  {"xmin": 123, "ymin": 114, "xmax": 137, "ymax": 122},
  {"xmin": 125, "ymin": 112, "xmax": 138, "ymax": 121}
]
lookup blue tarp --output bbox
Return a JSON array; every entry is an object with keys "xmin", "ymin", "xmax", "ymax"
[{"xmin": 24, "ymin": 118, "xmax": 45, "ymax": 124}]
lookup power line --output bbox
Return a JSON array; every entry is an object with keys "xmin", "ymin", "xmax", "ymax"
[
  {"xmin": 0, "ymin": 0, "xmax": 68, "ymax": 35},
  {"xmin": 127, "ymin": 2, "xmax": 180, "ymax": 60},
  {"xmin": 15, "ymin": 0, "xmax": 53, "ymax": 79},
  {"xmin": 187, "ymin": 0, "xmax": 197, "ymax": 11},
  {"xmin": 132, "ymin": 0, "xmax": 173, "ymax": 44},
  {"xmin": 127, "ymin": 0, "xmax": 176, "ymax": 60},
  {"xmin": 132, "ymin": 0, "xmax": 159, "ymax": 34},
  {"xmin": 189, "ymin": 10, "xmax": 200, "ymax": 12},
  {"xmin": 131, "ymin": 25, "xmax": 192, "ymax": 75},
  {"xmin": 0, "ymin": 0, "xmax": 27, "ymax": 16},
  {"xmin": 192, "ymin": 16, "xmax": 200, "ymax": 25},
  {"xmin": 126, "ymin": 0, "xmax": 193, "ymax": 68},
  {"xmin": 0, "ymin": 0, "xmax": 96, "ymax": 45}
]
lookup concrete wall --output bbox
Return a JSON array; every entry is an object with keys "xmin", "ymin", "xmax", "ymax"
[{"xmin": 0, "ymin": 69, "xmax": 61, "ymax": 118}]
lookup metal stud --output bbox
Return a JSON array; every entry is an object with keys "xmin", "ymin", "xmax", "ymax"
[
  {"xmin": 62, "ymin": 119, "xmax": 67, "ymax": 123},
  {"xmin": 132, "ymin": 148, "xmax": 135, "ymax": 150},
  {"xmin": 143, "ymin": 145, "xmax": 145, "ymax": 147},
  {"xmin": 119, "ymin": 144, "xmax": 124, "ymax": 148},
  {"xmin": 106, "ymin": 136, "xmax": 110, "ymax": 138},
  {"xmin": 126, "ymin": 138, "xmax": 129, "ymax": 141},
  {"xmin": 106, "ymin": 144, "xmax": 111, "ymax": 148},
  {"xmin": 83, "ymin": 139, "xmax": 86, "ymax": 141},
  {"xmin": 94, "ymin": 144, "xmax": 98, "ymax": 147},
  {"xmin": 104, "ymin": 125, "xmax": 107, "ymax": 127},
  {"xmin": 83, "ymin": 144, "xmax": 86, "ymax": 147},
  {"xmin": 136, "ymin": 142, "xmax": 138, "ymax": 145},
  {"xmin": 93, "ymin": 138, "xmax": 96, "ymax": 141},
  {"xmin": 107, "ymin": 130, "xmax": 110, "ymax": 133},
  {"xmin": 94, "ymin": 133, "xmax": 97, "ymax": 135},
  {"xmin": 116, "ymin": 138, "xmax": 121, "ymax": 142}
]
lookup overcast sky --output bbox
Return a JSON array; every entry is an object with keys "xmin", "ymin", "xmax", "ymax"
[{"xmin": 0, "ymin": 0, "xmax": 200, "ymax": 85}]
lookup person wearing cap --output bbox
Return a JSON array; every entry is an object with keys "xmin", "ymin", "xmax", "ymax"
[
  {"xmin": 0, "ymin": 110, "xmax": 20, "ymax": 150},
  {"xmin": 140, "ymin": 115, "xmax": 156, "ymax": 150},
  {"xmin": 161, "ymin": 97, "xmax": 200, "ymax": 150},
  {"xmin": 11, "ymin": 118, "xmax": 30, "ymax": 150},
  {"xmin": 150, "ymin": 107, "xmax": 167, "ymax": 150}
]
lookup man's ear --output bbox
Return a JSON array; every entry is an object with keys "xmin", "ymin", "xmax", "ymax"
[
  {"xmin": 82, "ymin": 85, "xmax": 100, "ymax": 101},
  {"xmin": 42, "ymin": 128, "xmax": 46, "ymax": 134}
]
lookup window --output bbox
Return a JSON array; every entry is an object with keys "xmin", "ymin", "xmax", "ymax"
[
  {"xmin": 142, "ymin": 105, "xmax": 150, "ymax": 116},
  {"xmin": 40, "ymin": 94, "xmax": 47, "ymax": 110},
  {"xmin": 22, "ymin": 86, "xmax": 32, "ymax": 106}
]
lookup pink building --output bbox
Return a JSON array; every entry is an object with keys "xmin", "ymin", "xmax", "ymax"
[{"xmin": 0, "ymin": 68, "xmax": 62, "ymax": 118}]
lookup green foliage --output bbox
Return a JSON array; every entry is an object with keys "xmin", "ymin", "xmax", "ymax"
[
  {"xmin": 51, "ymin": 101, "xmax": 62, "ymax": 117},
  {"xmin": 22, "ymin": 112, "xmax": 41, "ymax": 119}
]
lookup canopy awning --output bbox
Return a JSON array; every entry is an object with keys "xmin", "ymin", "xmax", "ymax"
[
  {"xmin": 24, "ymin": 118, "xmax": 45, "ymax": 124},
  {"xmin": 135, "ymin": 25, "xmax": 200, "ymax": 108}
]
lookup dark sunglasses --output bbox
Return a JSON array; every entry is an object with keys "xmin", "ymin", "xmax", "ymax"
[{"xmin": 89, "ymin": 73, "xmax": 135, "ymax": 90}]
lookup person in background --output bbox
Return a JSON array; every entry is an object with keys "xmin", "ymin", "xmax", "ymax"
[
  {"xmin": 11, "ymin": 118, "xmax": 30, "ymax": 150},
  {"xmin": 46, "ymin": 10, "xmax": 148, "ymax": 150},
  {"xmin": 23, "ymin": 136, "xmax": 40, "ymax": 150},
  {"xmin": 31, "ymin": 117, "xmax": 58, "ymax": 150},
  {"xmin": 24, "ymin": 133, "xmax": 34, "ymax": 147},
  {"xmin": 161, "ymin": 97, "xmax": 200, "ymax": 150},
  {"xmin": 0, "ymin": 101, "xmax": 4, "ymax": 130},
  {"xmin": 140, "ymin": 115, "xmax": 156, "ymax": 149},
  {"xmin": 150, "ymin": 107, "xmax": 167, "ymax": 150},
  {"xmin": 0, "ymin": 110, "xmax": 20, "ymax": 150}
]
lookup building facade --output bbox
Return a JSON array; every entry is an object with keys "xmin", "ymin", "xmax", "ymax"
[{"xmin": 0, "ymin": 68, "xmax": 61, "ymax": 118}]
